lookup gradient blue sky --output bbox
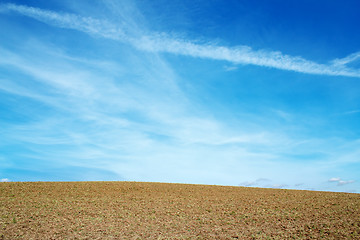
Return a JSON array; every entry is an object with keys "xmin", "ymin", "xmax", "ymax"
[{"xmin": 1, "ymin": 0, "xmax": 360, "ymax": 193}]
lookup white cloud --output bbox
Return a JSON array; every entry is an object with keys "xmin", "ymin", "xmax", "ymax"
[
  {"xmin": 328, "ymin": 177, "xmax": 341, "ymax": 182},
  {"xmin": 328, "ymin": 177, "xmax": 355, "ymax": 186},
  {"xmin": 0, "ymin": 38, "xmax": 289, "ymax": 185},
  {"xmin": 1, "ymin": 178, "xmax": 10, "ymax": 182},
  {"xmin": 338, "ymin": 180, "xmax": 355, "ymax": 186},
  {"xmin": 239, "ymin": 178, "xmax": 271, "ymax": 187},
  {"xmin": 331, "ymin": 51, "xmax": 360, "ymax": 66},
  {"xmin": 135, "ymin": 35, "xmax": 360, "ymax": 77},
  {"xmin": 2, "ymin": 3, "xmax": 360, "ymax": 78},
  {"xmin": 1, "ymin": 3, "xmax": 127, "ymax": 41},
  {"xmin": 224, "ymin": 65, "xmax": 238, "ymax": 72},
  {"xmin": 239, "ymin": 179, "xmax": 291, "ymax": 189},
  {"xmin": 223, "ymin": 65, "xmax": 238, "ymax": 71}
]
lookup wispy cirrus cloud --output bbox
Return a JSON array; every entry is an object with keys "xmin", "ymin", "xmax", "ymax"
[
  {"xmin": 0, "ymin": 37, "xmax": 288, "ymax": 184},
  {"xmin": 332, "ymin": 51, "xmax": 360, "ymax": 66},
  {"xmin": 0, "ymin": 3, "xmax": 127, "ymax": 40},
  {"xmin": 3, "ymin": 38, "xmax": 351, "ymax": 187},
  {"xmin": 1, "ymin": 3, "xmax": 360, "ymax": 78}
]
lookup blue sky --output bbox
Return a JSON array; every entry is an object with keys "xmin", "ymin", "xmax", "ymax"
[{"xmin": 0, "ymin": 0, "xmax": 359, "ymax": 193}]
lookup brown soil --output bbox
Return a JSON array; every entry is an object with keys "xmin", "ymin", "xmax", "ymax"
[{"xmin": 0, "ymin": 181, "xmax": 359, "ymax": 239}]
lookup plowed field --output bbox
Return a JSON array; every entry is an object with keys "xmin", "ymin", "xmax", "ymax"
[{"xmin": 0, "ymin": 182, "xmax": 359, "ymax": 239}]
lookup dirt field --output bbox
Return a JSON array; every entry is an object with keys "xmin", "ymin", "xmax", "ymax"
[{"xmin": 0, "ymin": 181, "xmax": 359, "ymax": 239}]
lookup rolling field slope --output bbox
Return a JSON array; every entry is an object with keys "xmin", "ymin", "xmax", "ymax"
[{"xmin": 0, "ymin": 182, "xmax": 359, "ymax": 239}]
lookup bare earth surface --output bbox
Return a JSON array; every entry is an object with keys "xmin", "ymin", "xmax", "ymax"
[{"xmin": 0, "ymin": 181, "xmax": 359, "ymax": 239}]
